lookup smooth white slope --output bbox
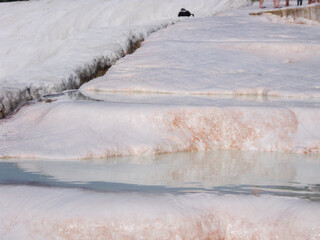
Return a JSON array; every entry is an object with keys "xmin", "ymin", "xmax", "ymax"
[
  {"xmin": 1, "ymin": 0, "xmax": 247, "ymax": 79},
  {"xmin": 0, "ymin": 1, "xmax": 319, "ymax": 159},
  {"xmin": 0, "ymin": 0, "xmax": 249, "ymax": 117},
  {"xmin": 82, "ymin": 7, "xmax": 320, "ymax": 99}
]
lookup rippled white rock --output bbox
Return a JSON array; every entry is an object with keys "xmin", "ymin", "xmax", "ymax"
[{"xmin": 1, "ymin": 186, "xmax": 320, "ymax": 240}]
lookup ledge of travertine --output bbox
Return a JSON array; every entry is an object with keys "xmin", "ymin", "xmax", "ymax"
[{"xmin": 250, "ymin": 4, "xmax": 320, "ymax": 22}]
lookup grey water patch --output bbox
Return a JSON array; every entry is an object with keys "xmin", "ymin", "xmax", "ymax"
[
  {"xmin": 78, "ymin": 90, "xmax": 320, "ymax": 108},
  {"xmin": 0, "ymin": 161, "xmax": 203, "ymax": 194},
  {"xmin": 40, "ymin": 90, "xmax": 103, "ymax": 103},
  {"xmin": 1, "ymin": 150, "xmax": 320, "ymax": 199}
]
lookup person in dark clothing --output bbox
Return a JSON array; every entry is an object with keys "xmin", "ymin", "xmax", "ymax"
[
  {"xmin": 297, "ymin": 0, "xmax": 303, "ymax": 5},
  {"xmin": 178, "ymin": 8, "xmax": 194, "ymax": 17}
]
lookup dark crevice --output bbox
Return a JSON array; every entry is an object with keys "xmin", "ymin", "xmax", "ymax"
[
  {"xmin": 0, "ymin": 37, "xmax": 146, "ymax": 119},
  {"xmin": 71, "ymin": 38, "xmax": 144, "ymax": 88},
  {"xmin": 0, "ymin": 22, "xmax": 174, "ymax": 119}
]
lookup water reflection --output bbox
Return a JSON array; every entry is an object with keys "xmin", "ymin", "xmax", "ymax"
[
  {"xmin": 44, "ymin": 90, "xmax": 320, "ymax": 109},
  {"xmin": 1, "ymin": 150, "xmax": 320, "ymax": 199}
]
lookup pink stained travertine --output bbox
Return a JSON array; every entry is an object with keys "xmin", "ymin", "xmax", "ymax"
[
  {"xmin": 1, "ymin": 186, "xmax": 320, "ymax": 240},
  {"xmin": 0, "ymin": 101, "xmax": 318, "ymax": 159}
]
